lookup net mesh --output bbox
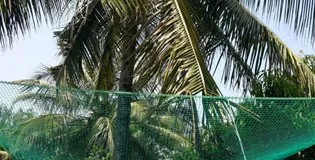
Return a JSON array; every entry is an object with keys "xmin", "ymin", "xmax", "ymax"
[{"xmin": 0, "ymin": 81, "xmax": 315, "ymax": 160}]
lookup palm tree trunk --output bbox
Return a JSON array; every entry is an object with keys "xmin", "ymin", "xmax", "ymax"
[
  {"xmin": 191, "ymin": 99, "xmax": 204, "ymax": 160},
  {"xmin": 114, "ymin": 23, "xmax": 137, "ymax": 160}
]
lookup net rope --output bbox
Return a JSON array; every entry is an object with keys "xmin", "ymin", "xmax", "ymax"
[{"xmin": 0, "ymin": 81, "xmax": 315, "ymax": 160}]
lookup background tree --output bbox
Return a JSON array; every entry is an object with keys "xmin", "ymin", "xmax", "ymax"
[
  {"xmin": 250, "ymin": 54, "xmax": 315, "ymax": 159},
  {"xmin": 0, "ymin": 103, "xmax": 33, "ymax": 160}
]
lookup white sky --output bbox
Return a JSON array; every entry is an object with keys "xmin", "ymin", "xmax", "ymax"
[
  {"xmin": 0, "ymin": 10, "xmax": 314, "ymax": 97},
  {"xmin": 0, "ymin": 25, "xmax": 60, "ymax": 81}
]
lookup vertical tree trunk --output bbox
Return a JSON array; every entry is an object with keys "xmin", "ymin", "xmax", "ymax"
[
  {"xmin": 114, "ymin": 23, "xmax": 137, "ymax": 160},
  {"xmin": 191, "ymin": 99, "xmax": 204, "ymax": 160}
]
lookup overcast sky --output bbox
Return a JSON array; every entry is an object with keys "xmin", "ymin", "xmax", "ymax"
[{"xmin": 0, "ymin": 9, "xmax": 314, "ymax": 96}]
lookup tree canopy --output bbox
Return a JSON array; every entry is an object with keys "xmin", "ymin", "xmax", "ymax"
[{"xmin": 2, "ymin": 1, "xmax": 315, "ymax": 160}]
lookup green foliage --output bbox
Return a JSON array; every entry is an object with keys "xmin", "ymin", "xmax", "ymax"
[
  {"xmin": 172, "ymin": 148, "xmax": 198, "ymax": 160},
  {"xmin": 303, "ymin": 54, "xmax": 315, "ymax": 73},
  {"xmin": 250, "ymin": 70, "xmax": 306, "ymax": 97},
  {"xmin": 248, "ymin": 54, "xmax": 315, "ymax": 159},
  {"xmin": 237, "ymin": 101, "xmax": 303, "ymax": 140},
  {"xmin": 201, "ymin": 127, "xmax": 236, "ymax": 159},
  {"xmin": 0, "ymin": 105, "xmax": 34, "ymax": 129},
  {"xmin": 3, "ymin": 1, "xmax": 315, "ymax": 160},
  {"xmin": 251, "ymin": 54, "xmax": 315, "ymax": 97},
  {"xmin": 84, "ymin": 146, "xmax": 111, "ymax": 160},
  {"xmin": 249, "ymin": 55, "xmax": 315, "ymax": 130},
  {"xmin": 0, "ymin": 103, "xmax": 34, "ymax": 160}
]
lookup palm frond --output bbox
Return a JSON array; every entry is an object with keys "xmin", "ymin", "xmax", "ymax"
[
  {"xmin": 101, "ymin": 0, "xmax": 148, "ymax": 19},
  {"xmin": 180, "ymin": 0, "xmax": 254, "ymax": 92},
  {"xmin": 194, "ymin": 0, "xmax": 315, "ymax": 95},
  {"xmin": 33, "ymin": 65, "xmax": 63, "ymax": 82},
  {"xmin": 135, "ymin": 0, "xmax": 221, "ymax": 96},
  {"xmin": 146, "ymin": 123, "xmax": 191, "ymax": 145},
  {"xmin": 55, "ymin": 0, "xmax": 118, "ymax": 90},
  {"xmin": 88, "ymin": 116, "xmax": 115, "ymax": 153},
  {"xmin": 130, "ymin": 119, "xmax": 192, "ymax": 159},
  {"xmin": 202, "ymin": 27, "xmax": 254, "ymax": 91},
  {"xmin": 13, "ymin": 80, "xmax": 91, "ymax": 114},
  {"xmin": 12, "ymin": 79, "xmax": 52, "ymax": 86},
  {"xmin": 243, "ymin": 0, "xmax": 315, "ymax": 41},
  {"xmin": 12, "ymin": 114, "xmax": 86, "ymax": 151},
  {"xmin": 129, "ymin": 135, "xmax": 157, "ymax": 160},
  {"xmin": 0, "ymin": 0, "xmax": 75, "ymax": 48}
]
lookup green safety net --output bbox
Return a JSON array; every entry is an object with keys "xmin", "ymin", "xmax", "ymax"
[{"xmin": 1, "ymin": 81, "xmax": 315, "ymax": 160}]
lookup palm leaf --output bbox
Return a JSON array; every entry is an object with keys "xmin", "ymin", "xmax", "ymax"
[
  {"xmin": 101, "ymin": 0, "xmax": 148, "ymax": 19},
  {"xmin": 201, "ymin": 25, "xmax": 254, "ymax": 91},
  {"xmin": 55, "ymin": 0, "xmax": 107, "ymax": 86},
  {"xmin": 33, "ymin": 65, "xmax": 63, "ymax": 82},
  {"xmin": 88, "ymin": 116, "xmax": 115, "ymax": 153},
  {"xmin": 0, "ymin": 0, "xmax": 75, "ymax": 48},
  {"xmin": 55, "ymin": 0, "xmax": 120, "ymax": 90},
  {"xmin": 243, "ymin": 0, "xmax": 315, "ymax": 41},
  {"xmin": 194, "ymin": 0, "xmax": 315, "ymax": 95},
  {"xmin": 135, "ymin": 0, "xmax": 221, "ymax": 96},
  {"xmin": 13, "ymin": 79, "xmax": 93, "ymax": 115},
  {"xmin": 129, "ymin": 135, "xmax": 157, "ymax": 160},
  {"xmin": 12, "ymin": 114, "xmax": 86, "ymax": 151}
]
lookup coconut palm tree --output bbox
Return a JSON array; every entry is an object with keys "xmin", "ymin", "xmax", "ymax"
[
  {"xmin": 10, "ymin": 82, "xmax": 115, "ymax": 159},
  {"xmin": 50, "ymin": 1, "xmax": 315, "ymax": 159},
  {"xmin": 4, "ymin": 0, "xmax": 315, "ymax": 159},
  {"xmin": 11, "ymin": 80, "xmax": 202, "ymax": 159}
]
